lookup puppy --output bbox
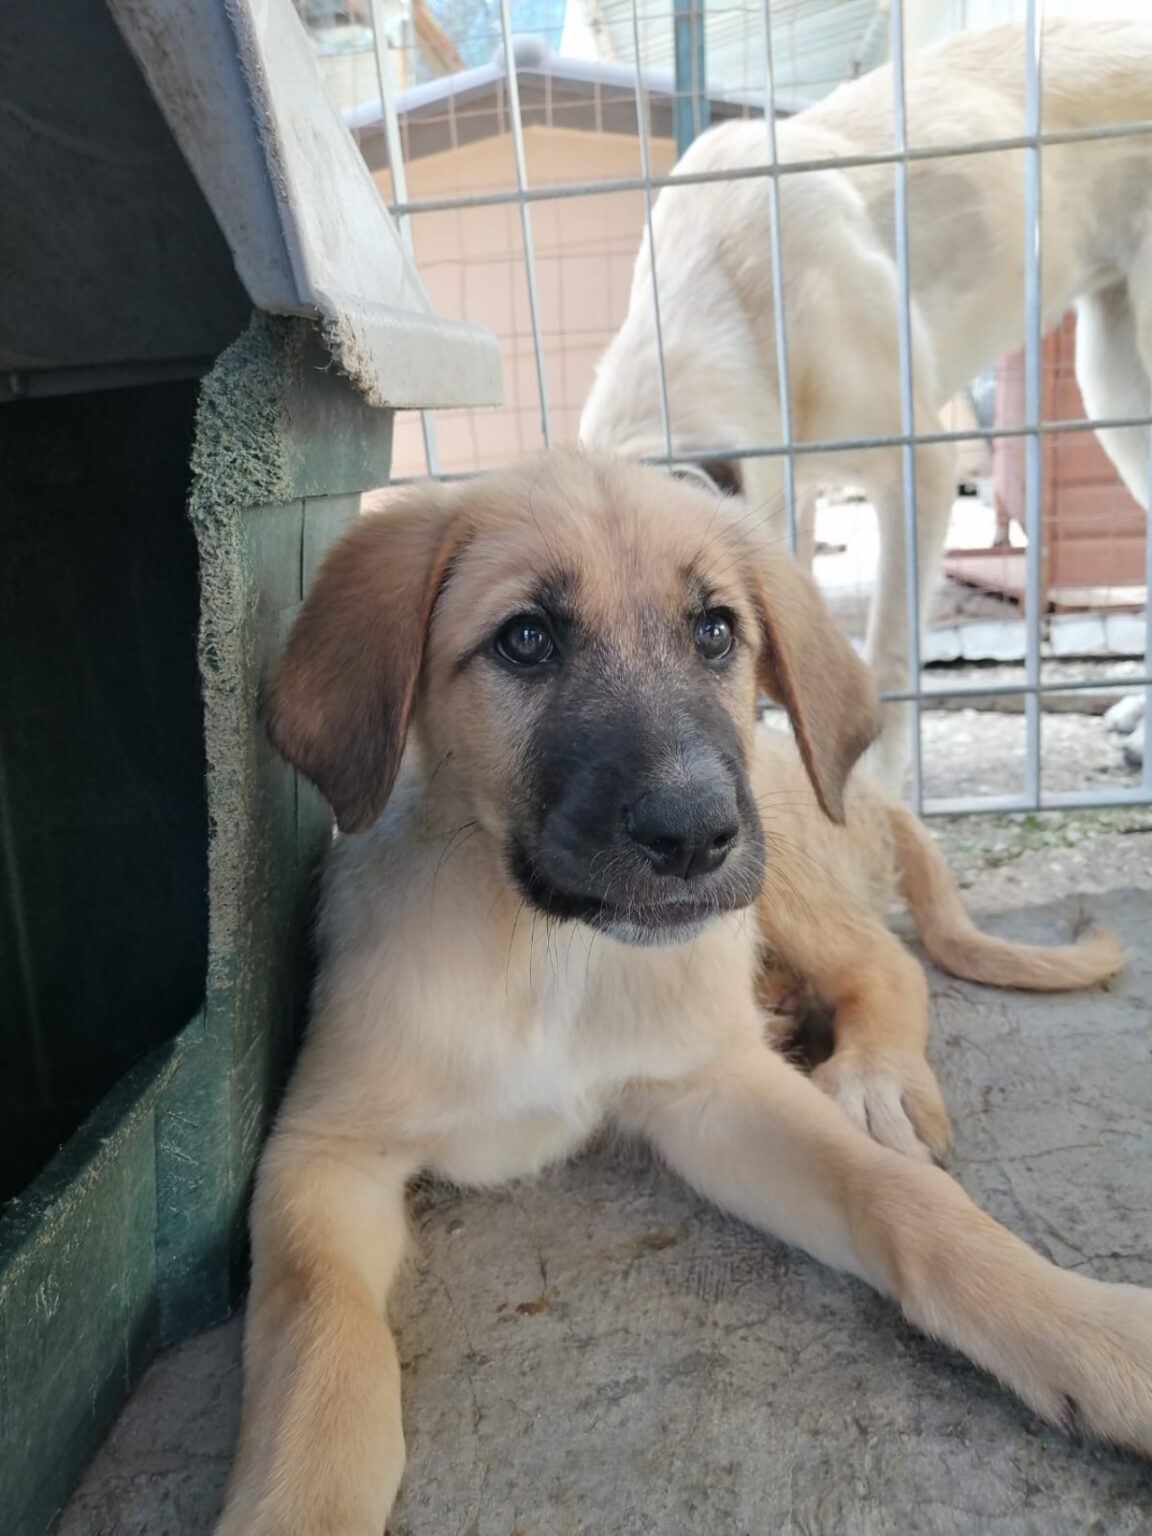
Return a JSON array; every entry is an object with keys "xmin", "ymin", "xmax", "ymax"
[
  {"xmin": 216, "ymin": 453, "xmax": 1144, "ymax": 1536},
  {"xmin": 579, "ymin": 18, "xmax": 1152, "ymax": 784}
]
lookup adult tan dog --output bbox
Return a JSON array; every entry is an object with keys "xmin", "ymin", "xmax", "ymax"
[
  {"xmin": 214, "ymin": 453, "xmax": 1146, "ymax": 1535},
  {"xmin": 579, "ymin": 19, "xmax": 1152, "ymax": 786}
]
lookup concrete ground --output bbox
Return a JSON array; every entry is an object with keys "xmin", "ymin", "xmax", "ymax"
[{"xmin": 55, "ymin": 883, "xmax": 1152, "ymax": 1536}]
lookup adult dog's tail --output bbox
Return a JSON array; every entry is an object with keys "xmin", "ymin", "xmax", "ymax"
[{"xmin": 889, "ymin": 804, "xmax": 1126, "ymax": 990}]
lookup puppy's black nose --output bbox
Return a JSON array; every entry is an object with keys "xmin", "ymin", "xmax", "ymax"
[{"xmin": 626, "ymin": 786, "xmax": 740, "ymax": 879}]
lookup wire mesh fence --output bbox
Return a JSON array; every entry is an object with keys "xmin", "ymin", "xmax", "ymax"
[{"xmin": 296, "ymin": 0, "xmax": 1151, "ymax": 816}]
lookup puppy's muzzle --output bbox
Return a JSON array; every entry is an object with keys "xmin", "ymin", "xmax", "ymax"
[{"xmin": 510, "ymin": 730, "xmax": 765, "ymax": 944}]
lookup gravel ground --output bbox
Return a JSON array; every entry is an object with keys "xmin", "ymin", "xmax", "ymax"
[
  {"xmin": 759, "ymin": 655, "xmax": 1151, "ymax": 912},
  {"xmin": 932, "ymin": 801, "xmax": 1152, "ymax": 911},
  {"xmin": 916, "ymin": 701, "xmax": 1152, "ymax": 910},
  {"xmin": 919, "ymin": 701, "xmax": 1134, "ymax": 800}
]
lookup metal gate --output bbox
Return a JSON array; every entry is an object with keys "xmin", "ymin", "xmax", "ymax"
[{"xmin": 303, "ymin": 0, "xmax": 1152, "ymax": 815}]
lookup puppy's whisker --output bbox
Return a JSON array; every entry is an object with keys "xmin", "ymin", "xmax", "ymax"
[
  {"xmin": 506, "ymin": 898, "xmax": 528, "ymax": 997},
  {"xmin": 429, "ymin": 820, "xmax": 480, "ymax": 904}
]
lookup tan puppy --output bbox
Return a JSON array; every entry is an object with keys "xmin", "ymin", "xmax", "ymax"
[
  {"xmin": 579, "ymin": 19, "xmax": 1152, "ymax": 786},
  {"xmin": 216, "ymin": 453, "xmax": 1142, "ymax": 1536}
]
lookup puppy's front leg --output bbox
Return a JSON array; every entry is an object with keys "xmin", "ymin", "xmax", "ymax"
[
  {"xmin": 620, "ymin": 1044, "xmax": 1152, "ymax": 1457},
  {"xmin": 758, "ymin": 889, "xmax": 950, "ymax": 1163},
  {"xmin": 215, "ymin": 1129, "xmax": 416, "ymax": 1536}
]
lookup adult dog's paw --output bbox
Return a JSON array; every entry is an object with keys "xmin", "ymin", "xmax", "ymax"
[
  {"xmin": 812, "ymin": 1048, "xmax": 951, "ymax": 1164},
  {"xmin": 1105, "ymin": 694, "xmax": 1145, "ymax": 768},
  {"xmin": 1105, "ymin": 693, "xmax": 1145, "ymax": 736},
  {"xmin": 1121, "ymin": 719, "xmax": 1145, "ymax": 770}
]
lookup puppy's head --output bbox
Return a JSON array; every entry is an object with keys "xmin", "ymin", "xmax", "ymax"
[{"xmin": 266, "ymin": 452, "xmax": 878, "ymax": 946}]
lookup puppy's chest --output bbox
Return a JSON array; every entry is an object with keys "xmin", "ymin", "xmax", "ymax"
[{"xmin": 423, "ymin": 942, "xmax": 727, "ymax": 1186}]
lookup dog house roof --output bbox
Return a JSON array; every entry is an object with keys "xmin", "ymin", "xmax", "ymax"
[{"xmin": 1, "ymin": 0, "xmax": 499, "ymax": 411}]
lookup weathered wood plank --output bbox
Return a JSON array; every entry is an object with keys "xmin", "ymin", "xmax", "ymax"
[{"xmin": 0, "ymin": 1044, "xmax": 176, "ymax": 1533}]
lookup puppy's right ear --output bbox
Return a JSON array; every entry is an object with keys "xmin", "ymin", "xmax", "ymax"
[{"xmin": 265, "ymin": 486, "xmax": 465, "ymax": 834}]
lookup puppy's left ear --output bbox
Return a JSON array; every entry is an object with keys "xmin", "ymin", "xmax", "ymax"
[
  {"xmin": 264, "ymin": 485, "xmax": 466, "ymax": 834},
  {"xmin": 750, "ymin": 548, "xmax": 881, "ymax": 822}
]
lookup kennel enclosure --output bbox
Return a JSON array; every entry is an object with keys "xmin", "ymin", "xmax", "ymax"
[{"xmin": 337, "ymin": 0, "xmax": 1151, "ymax": 813}]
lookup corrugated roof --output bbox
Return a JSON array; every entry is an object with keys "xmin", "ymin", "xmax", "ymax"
[{"xmin": 345, "ymin": 34, "xmax": 801, "ymax": 165}]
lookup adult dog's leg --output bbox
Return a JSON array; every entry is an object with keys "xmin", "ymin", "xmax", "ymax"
[
  {"xmin": 622, "ymin": 1044, "xmax": 1152, "ymax": 1455},
  {"xmin": 757, "ymin": 887, "xmax": 950, "ymax": 1162},
  {"xmin": 1076, "ymin": 283, "xmax": 1150, "ymax": 512},
  {"xmin": 215, "ymin": 1130, "xmax": 415, "ymax": 1536},
  {"xmin": 794, "ymin": 485, "xmax": 820, "ymax": 572},
  {"xmin": 1077, "ymin": 277, "xmax": 1152, "ymax": 769},
  {"xmin": 861, "ymin": 436, "xmax": 957, "ymax": 794}
]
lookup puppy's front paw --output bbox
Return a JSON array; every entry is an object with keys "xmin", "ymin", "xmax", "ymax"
[
  {"xmin": 1017, "ymin": 1274, "xmax": 1152, "ymax": 1459},
  {"xmin": 812, "ymin": 1048, "xmax": 951, "ymax": 1164}
]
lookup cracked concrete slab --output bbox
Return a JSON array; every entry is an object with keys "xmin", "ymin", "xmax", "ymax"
[{"xmin": 54, "ymin": 891, "xmax": 1152, "ymax": 1536}]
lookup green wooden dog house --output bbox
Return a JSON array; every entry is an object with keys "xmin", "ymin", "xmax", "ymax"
[{"xmin": 0, "ymin": 3, "xmax": 500, "ymax": 1529}]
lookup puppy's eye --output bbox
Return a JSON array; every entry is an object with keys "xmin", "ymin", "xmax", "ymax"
[
  {"xmin": 695, "ymin": 610, "xmax": 734, "ymax": 662},
  {"xmin": 494, "ymin": 615, "xmax": 556, "ymax": 667}
]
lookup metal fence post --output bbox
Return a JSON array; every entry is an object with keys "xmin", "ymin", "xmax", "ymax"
[{"xmin": 673, "ymin": 0, "xmax": 709, "ymax": 155}]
